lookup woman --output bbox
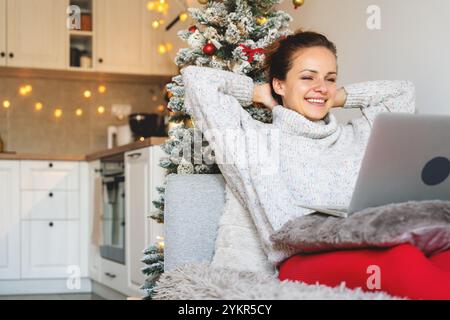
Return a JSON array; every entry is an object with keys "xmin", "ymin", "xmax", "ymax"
[{"xmin": 181, "ymin": 30, "xmax": 450, "ymax": 300}]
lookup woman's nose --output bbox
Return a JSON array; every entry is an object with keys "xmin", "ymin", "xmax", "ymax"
[{"xmin": 313, "ymin": 80, "xmax": 328, "ymax": 93}]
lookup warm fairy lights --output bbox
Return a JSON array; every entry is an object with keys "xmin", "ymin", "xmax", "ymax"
[
  {"xmin": 75, "ymin": 108, "xmax": 83, "ymax": 117},
  {"xmin": 84, "ymin": 90, "xmax": 92, "ymax": 98},
  {"xmin": 3, "ymin": 100, "xmax": 11, "ymax": 109},
  {"xmin": 54, "ymin": 108, "xmax": 62, "ymax": 118},
  {"xmin": 35, "ymin": 102, "xmax": 43, "ymax": 111},
  {"xmin": 98, "ymin": 85, "xmax": 106, "ymax": 94},
  {"xmin": 97, "ymin": 106, "xmax": 105, "ymax": 114}
]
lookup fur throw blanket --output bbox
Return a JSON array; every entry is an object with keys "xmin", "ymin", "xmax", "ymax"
[
  {"xmin": 152, "ymin": 262, "xmax": 401, "ymax": 300},
  {"xmin": 271, "ymin": 200, "xmax": 450, "ymax": 256}
]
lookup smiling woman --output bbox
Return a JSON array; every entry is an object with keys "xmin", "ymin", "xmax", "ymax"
[
  {"xmin": 259, "ymin": 30, "xmax": 347, "ymax": 121},
  {"xmin": 180, "ymin": 27, "xmax": 417, "ymax": 298}
]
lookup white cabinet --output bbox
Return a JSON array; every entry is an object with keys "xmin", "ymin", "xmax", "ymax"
[
  {"xmin": 20, "ymin": 161, "xmax": 80, "ymax": 190},
  {"xmin": 124, "ymin": 146, "xmax": 166, "ymax": 295},
  {"xmin": 87, "ymin": 160, "xmax": 102, "ymax": 283},
  {"xmin": 0, "ymin": 0, "xmax": 6, "ymax": 66},
  {"xmin": 6, "ymin": 0, "xmax": 68, "ymax": 69},
  {"xmin": 95, "ymin": 0, "xmax": 152, "ymax": 74},
  {"xmin": 21, "ymin": 190, "xmax": 80, "ymax": 220},
  {"xmin": 19, "ymin": 160, "xmax": 86, "ymax": 281},
  {"xmin": 0, "ymin": 161, "xmax": 20, "ymax": 279},
  {"xmin": 94, "ymin": 0, "xmax": 176, "ymax": 75},
  {"xmin": 21, "ymin": 220, "xmax": 80, "ymax": 279}
]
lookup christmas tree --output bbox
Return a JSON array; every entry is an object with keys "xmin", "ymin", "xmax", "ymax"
[{"xmin": 141, "ymin": 0, "xmax": 296, "ymax": 299}]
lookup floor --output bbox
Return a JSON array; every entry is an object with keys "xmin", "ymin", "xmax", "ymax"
[{"xmin": 0, "ymin": 293, "xmax": 105, "ymax": 300}]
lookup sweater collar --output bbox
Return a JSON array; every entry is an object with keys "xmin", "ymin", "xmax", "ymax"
[{"xmin": 272, "ymin": 105, "xmax": 339, "ymax": 138}]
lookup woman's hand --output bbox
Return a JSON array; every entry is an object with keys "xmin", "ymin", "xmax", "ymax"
[
  {"xmin": 333, "ymin": 88, "xmax": 348, "ymax": 108},
  {"xmin": 253, "ymin": 83, "xmax": 279, "ymax": 111}
]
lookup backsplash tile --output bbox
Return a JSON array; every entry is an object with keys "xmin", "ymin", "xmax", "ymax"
[{"xmin": 0, "ymin": 76, "xmax": 167, "ymax": 155}]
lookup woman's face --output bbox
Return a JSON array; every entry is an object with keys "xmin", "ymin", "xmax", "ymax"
[{"xmin": 273, "ymin": 46, "xmax": 338, "ymax": 121}]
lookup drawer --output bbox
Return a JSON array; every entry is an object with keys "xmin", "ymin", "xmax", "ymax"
[
  {"xmin": 21, "ymin": 220, "xmax": 80, "ymax": 279},
  {"xmin": 99, "ymin": 258, "xmax": 128, "ymax": 295},
  {"xmin": 21, "ymin": 161, "xmax": 80, "ymax": 190},
  {"xmin": 21, "ymin": 190, "xmax": 80, "ymax": 220}
]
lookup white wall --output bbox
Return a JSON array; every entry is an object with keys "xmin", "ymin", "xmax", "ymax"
[{"xmin": 278, "ymin": 0, "xmax": 450, "ymax": 116}]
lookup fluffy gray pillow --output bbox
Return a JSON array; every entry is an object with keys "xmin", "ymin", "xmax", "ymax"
[{"xmin": 270, "ymin": 200, "xmax": 450, "ymax": 256}]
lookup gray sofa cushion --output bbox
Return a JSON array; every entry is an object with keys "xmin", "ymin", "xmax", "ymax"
[
  {"xmin": 164, "ymin": 174, "xmax": 226, "ymax": 271},
  {"xmin": 270, "ymin": 200, "xmax": 450, "ymax": 256}
]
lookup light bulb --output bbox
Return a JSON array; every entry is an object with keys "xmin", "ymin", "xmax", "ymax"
[
  {"xmin": 54, "ymin": 108, "xmax": 62, "ymax": 118},
  {"xmin": 35, "ymin": 102, "xmax": 43, "ymax": 111},
  {"xmin": 97, "ymin": 106, "xmax": 105, "ymax": 114}
]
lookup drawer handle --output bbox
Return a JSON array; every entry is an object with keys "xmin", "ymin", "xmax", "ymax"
[
  {"xmin": 49, "ymin": 162, "xmax": 53, "ymax": 168},
  {"xmin": 9, "ymin": 52, "xmax": 14, "ymax": 58},
  {"xmin": 49, "ymin": 222, "xmax": 54, "ymax": 227},
  {"xmin": 0, "ymin": 52, "xmax": 5, "ymax": 58},
  {"xmin": 127, "ymin": 152, "xmax": 142, "ymax": 159},
  {"xmin": 49, "ymin": 192, "xmax": 53, "ymax": 198},
  {"xmin": 104, "ymin": 272, "xmax": 116, "ymax": 279}
]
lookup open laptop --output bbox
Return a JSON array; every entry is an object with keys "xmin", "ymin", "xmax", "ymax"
[{"xmin": 297, "ymin": 112, "xmax": 450, "ymax": 218}]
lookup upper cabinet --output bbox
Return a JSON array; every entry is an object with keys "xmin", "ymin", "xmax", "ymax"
[
  {"xmin": 95, "ymin": 0, "xmax": 150, "ymax": 74},
  {"xmin": 0, "ymin": 0, "xmax": 6, "ymax": 67},
  {"xmin": 0, "ymin": 0, "xmax": 177, "ymax": 76},
  {"xmin": 6, "ymin": 0, "xmax": 68, "ymax": 69}
]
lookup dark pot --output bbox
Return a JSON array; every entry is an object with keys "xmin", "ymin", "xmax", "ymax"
[{"xmin": 128, "ymin": 113, "xmax": 166, "ymax": 138}]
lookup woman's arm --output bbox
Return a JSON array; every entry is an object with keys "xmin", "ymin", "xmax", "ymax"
[
  {"xmin": 181, "ymin": 65, "xmax": 255, "ymax": 131},
  {"xmin": 336, "ymin": 80, "xmax": 416, "ymax": 126}
]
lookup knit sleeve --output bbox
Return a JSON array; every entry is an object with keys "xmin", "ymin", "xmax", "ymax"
[
  {"xmin": 180, "ymin": 65, "xmax": 257, "ymax": 211},
  {"xmin": 343, "ymin": 80, "xmax": 416, "ymax": 127},
  {"xmin": 181, "ymin": 66, "xmax": 255, "ymax": 131}
]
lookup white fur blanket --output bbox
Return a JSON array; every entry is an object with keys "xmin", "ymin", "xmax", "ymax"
[{"xmin": 152, "ymin": 263, "xmax": 401, "ymax": 300}]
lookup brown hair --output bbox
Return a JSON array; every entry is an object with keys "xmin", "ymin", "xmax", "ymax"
[{"xmin": 263, "ymin": 30, "xmax": 338, "ymax": 105}]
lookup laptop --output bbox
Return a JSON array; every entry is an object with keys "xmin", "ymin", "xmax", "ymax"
[{"xmin": 297, "ymin": 112, "xmax": 450, "ymax": 218}]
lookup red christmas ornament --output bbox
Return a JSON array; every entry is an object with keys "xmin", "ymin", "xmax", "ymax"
[
  {"xmin": 239, "ymin": 44, "xmax": 267, "ymax": 63},
  {"xmin": 203, "ymin": 43, "xmax": 217, "ymax": 55},
  {"xmin": 188, "ymin": 25, "xmax": 197, "ymax": 33}
]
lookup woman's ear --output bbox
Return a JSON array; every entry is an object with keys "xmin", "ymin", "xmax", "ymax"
[{"xmin": 272, "ymin": 78, "xmax": 285, "ymax": 97}]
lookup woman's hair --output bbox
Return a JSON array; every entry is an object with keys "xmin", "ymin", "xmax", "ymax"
[{"xmin": 263, "ymin": 30, "xmax": 338, "ymax": 105}]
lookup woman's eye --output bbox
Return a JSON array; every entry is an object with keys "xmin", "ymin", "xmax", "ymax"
[
  {"xmin": 301, "ymin": 77, "xmax": 313, "ymax": 80},
  {"xmin": 327, "ymin": 79, "xmax": 337, "ymax": 83}
]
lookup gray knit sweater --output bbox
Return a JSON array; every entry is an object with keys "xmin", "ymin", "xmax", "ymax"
[{"xmin": 181, "ymin": 66, "xmax": 416, "ymax": 266}]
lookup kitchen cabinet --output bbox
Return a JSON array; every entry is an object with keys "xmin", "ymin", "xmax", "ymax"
[
  {"xmin": 95, "ymin": 0, "xmax": 176, "ymax": 75},
  {"xmin": 6, "ymin": 0, "xmax": 68, "ymax": 69},
  {"xmin": 95, "ymin": 0, "xmax": 151, "ymax": 74},
  {"xmin": 19, "ymin": 160, "xmax": 86, "ymax": 279},
  {"xmin": 21, "ymin": 220, "xmax": 80, "ymax": 279},
  {"xmin": 20, "ymin": 160, "xmax": 80, "ymax": 190},
  {"xmin": 87, "ymin": 160, "xmax": 102, "ymax": 283},
  {"xmin": 0, "ymin": 0, "xmax": 6, "ymax": 67},
  {"xmin": 0, "ymin": 161, "xmax": 20, "ymax": 279},
  {"xmin": 124, "ymin": 145, "xmax": 166, "ymax": 295}
]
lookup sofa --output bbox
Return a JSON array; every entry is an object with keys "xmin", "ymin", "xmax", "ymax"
[{"xmin": 164, "ymin": 174, "xmax": 226, "ymax": 272}]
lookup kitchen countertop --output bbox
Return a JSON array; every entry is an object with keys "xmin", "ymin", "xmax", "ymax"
[{"xmin": 0, "ymin": 137, "xmax": 168, "ymax": 162}]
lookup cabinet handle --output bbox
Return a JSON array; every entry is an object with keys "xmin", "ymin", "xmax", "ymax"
[
  {"xmin": 0, "ymin": 52, "xmax": 5, "ymax": 58},
  {"xmin": 49, "ymin": 162, "xmax": 53, "ymax": 168},
  {"xmin": 127, "ymin": 152, "xmax": 142, "ymax": 159},
  {"xmin": 98, "ymin": 58, "xmax": 103, "ymax": 63},
  {"xmin": 49, "ymin": 222, "xmax": 54, "ymax": 227},
  {"xmin": 104, "ymin": 272, "xmax": 116, "ymax": 278},
  {"xmin": 94, "ymin": 168, "xmax": 103, "ymax": 173},
  {"xmin": 9, "ymin": 52, "xmax": 14, "ymax": 58},
  {"xmin": 49, "ymin": 192, "xmax": 53, "ymax": 198}
]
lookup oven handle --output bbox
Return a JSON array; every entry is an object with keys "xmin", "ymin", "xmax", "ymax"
[{"xmin": 127, "ymin": 152, "xmax": 142, "ymax": 159}]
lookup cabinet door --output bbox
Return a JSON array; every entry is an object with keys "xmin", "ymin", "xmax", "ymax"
[
  {"xmin": 0, "ymin": 0, "xmax": 6, "ymax": 66},
  {"xmin": 20, "ymin": 161, "xmax": 80, "ymax": 191},
  {"xmin": 21, "ymin": 220, "xmax": 80, "ymax": 278},
  {"xmin": 87, "ymin": 160, "xmax": 102, "ymax": 282},
  {"xmin": 21, "ymin": 190, "xmax": 80, "ymax": 220},
  {"xmin": 0, "ymin": 161, "xmax": 20, "ymax": 279},
  {"xmin": 6, "ymin": 0, "xmax": 68, "ymax": 69},
  {"xmin": 95, "ymin": 0, "xmax": 152, "ymax": 74},
  {"xmin": 125, "ymin": 148, "xmax": 149, "ymax": 292}
]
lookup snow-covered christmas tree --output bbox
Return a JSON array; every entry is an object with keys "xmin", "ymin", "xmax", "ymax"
[{"xmin": 141, "ymin": 0, "xmax": 297, "ymax": 299}]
